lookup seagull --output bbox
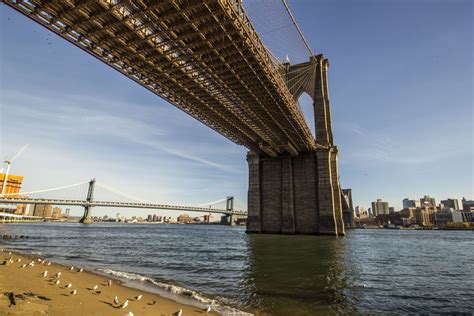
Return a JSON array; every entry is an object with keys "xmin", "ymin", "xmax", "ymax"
[
  {"xmin": 41, "ymin": 260, "xmax": 45, "ymax": 264},
  {"xmin": 205, "ymin": 306, "xmax": 211, "ymax": 313},
  {"xmin": 43, "ymin": 271, "xmax": 48, "ymax": 277},
  {"xmin": 70, "ymin": 266, "xmax": 74, "ymax": 271},
  {"xmin": 125, "ymin": 312, "xmax": 134, "ymax": 316},
  {"xmin": 8, "ymin": 252, "xmax": 11, "ymax": 255},
  {"xmin": 92, "ymin": 285, "xmax": 98, "ymax": 291},
  {"xmin": 17, "ymin": 258, "xmax": 21, "ymax": 262},
  {"xmin": 121, "ymin": 300, "xmax": 129, "ymax": 309},
  {"xmin": 114, "ymin": 296, "xmax": 119, "ymax": 305},
  {"xmin": 47, "ymin": 262, "xmax": 51, "ymax": 266},
  {"xmin": 172, "ymin": 309, "xmax": 183, "ymax": 316},
  {"xmin": 55, "ymin": 280, "xmax": 60, "ymax": 285},
  {"xmin": 135, "ymin": 294, "xmax": 142, "ymax": 301},
  {"xmin": 107, "ymin": 280, "xmax": 112, "ymax": 286},
  {"xmin": 56, "ymin": 272, "xmax": 61, "ymax": 278},
  {"xmin": 78, "ymin": 268, "xmax": 83, "ymax": 273},
  {"xmin": 37, "ymin": 258, "xmax": 42, "ymax": 262},
  {"xmin": 71, "ymin": 289, "xmax": 77, "ymax": 295},
  {"xmin": 21, "ymin": 264, "xmax": 26, "ymax": 268},
  {"xmin": 66, "ymin": 283, "xmax": 72, "ymax": 288}
]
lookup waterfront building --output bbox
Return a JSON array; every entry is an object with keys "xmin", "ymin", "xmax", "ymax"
[
  {"xmin": 420, "ymin": 195, "xmax": 436, "ymax": 208},
  {"xmin": 33, "ymin": 204, "xmax": 53, "ymax": 218},
  {"xmin": 402, "ymin": 198, "xmax": 421, "ymax": 209},
  {"xmin": 177, "ymin": 213, "xmax": 192, "ymax": 223},
  {"xmin": 203, "ymin": 214, "xmax": 213, "ymax": 223},
  {"xmin": 441, "ymin": 198, "xmax": 460, "ymax": 210},
  {"xmin": 147, "ymin": 214, "xmax": 153, "ymax": 222},
  {"xmin": 0, "ymin": 173, "xmax": 23, "ymax": 195},
  {"xmin": 371, "ymin": 199, "xmax": 389, "ymax": 216},
  {"xmin": 414, "ymin": 206, "xmax": 437, "ymax": 226},
  {"xmin": 414, "ymin": 208, "xmax": 432, "ymax": 226},
  {"xmin": 52, "ymin": 207, "xmax": 62, "ymax": 219},
  {"xmin": 435, "ymin": 211, "xmax": 454, "ymax": 226},
  {"xmin": 342, "ymin": 189, "xmax": 354, "ymax": 227},
  {"xmin": 462, "ymin": 198, "xmax": 474, "ymax": 211},
  {"xmin": 400, "ymin": 207, "xmax": 416, "ymax": 219}
]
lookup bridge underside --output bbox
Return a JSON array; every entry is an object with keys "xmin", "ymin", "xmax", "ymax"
[{"xmin": 3, "ymin": 0, "xmax": 315, "ymax": 157}]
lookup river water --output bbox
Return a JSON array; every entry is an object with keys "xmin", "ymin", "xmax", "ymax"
[{"xmin": 0, "ymin": 223, "xmax": 473, "ymax": 315}]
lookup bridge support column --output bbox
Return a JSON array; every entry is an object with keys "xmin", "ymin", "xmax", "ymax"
[
  {"xmin": 246, "ymin": 150, "xmax": 344, "ymax": 235},
  {"xmin": 79, "ymin": 179, "xmax": 95, "ymax": 224},
  {"xmin": 246, "ymin": 54, "xmax": 345, "ymax": 236}
]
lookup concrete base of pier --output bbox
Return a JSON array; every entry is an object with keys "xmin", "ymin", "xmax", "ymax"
[{"xmin": 246, "ymin": 149, "xmax": 345, "ymax": 236}]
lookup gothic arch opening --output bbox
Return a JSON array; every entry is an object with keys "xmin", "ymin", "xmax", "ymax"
[{"xmin": 296, "ymin": 92, "xmax": 316, "ymax": 140}]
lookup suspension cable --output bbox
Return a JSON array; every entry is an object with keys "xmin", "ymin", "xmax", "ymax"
[{"xmin": 281, "ymin": 0, "xmax": 315, "ymax": 60}]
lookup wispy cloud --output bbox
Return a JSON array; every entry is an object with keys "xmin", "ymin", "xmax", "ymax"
[{"xmin": 1, "ymin": 89, "xmax": 238, "ymax": 172}]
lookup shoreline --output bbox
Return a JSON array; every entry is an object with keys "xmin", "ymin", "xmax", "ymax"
[{"xmin": 0, "ymin": 249, "xmax": 220, "ymax": 315}]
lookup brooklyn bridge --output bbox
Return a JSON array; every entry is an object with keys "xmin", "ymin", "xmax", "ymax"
[{"xmin": 1, "ymin": 0, "xmax": 352, "ymax": 235}]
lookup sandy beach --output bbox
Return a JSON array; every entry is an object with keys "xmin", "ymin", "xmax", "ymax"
[{"xmin": 0, "ymin": 249, "xmax": 219, "ymax": 315}]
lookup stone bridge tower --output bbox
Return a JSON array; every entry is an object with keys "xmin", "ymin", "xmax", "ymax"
[{"xmin": 246, "ymin": 54, "xmax": 345, "ymax": 236}]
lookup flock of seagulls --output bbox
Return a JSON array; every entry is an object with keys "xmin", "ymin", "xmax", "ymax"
[{"xmin": 1, "ymin": 249, "xmax": 214, "ymax": 315}]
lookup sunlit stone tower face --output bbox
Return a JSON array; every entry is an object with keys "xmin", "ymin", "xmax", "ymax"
[{"xmin": 246, "ymin": 55, "xmax": 345, "ymax": 236}]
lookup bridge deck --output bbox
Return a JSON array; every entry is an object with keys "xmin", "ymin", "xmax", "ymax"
[
  {"xmin": 0, "ymin": 198, "xmax": 247, "ymax": 216},
  {"xmin": 4, "ymin": 0, "xmax": 315, "ymax": 156}
]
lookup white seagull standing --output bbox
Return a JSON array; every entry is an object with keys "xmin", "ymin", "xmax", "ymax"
[
  {"xmin": 56, "ymin": 272, "xmax": 61, "ymax": 278},
  {"xmin": 92, "ymin": 285, "xmax": 98, "ymax": 291},
  {"xmin": 107, "ymin": 279, "xmax": 112, "ymax": 286},
  {"xmin": 78, "ymin": 268, "xmax": 83, "ymax": 273},
  {"xmin": 172, "ymin": 308, "xmax": 183, "ymax": 316},
  {"xmin": 66, "ymin": 283, "xmax": 72, "ymax": 288},
  {"xmin": 135, "ymin": 294, "xmax": 142, "ymax": 301},
  {"xmin": 55, "ymin": 280, "xmax": 60, "ymax": 285},
  {"xmin": 71, "ymin": 289, "xmax": 77, "ymax": 295},
  {"xmin": 70, "ymin": 266, "xmax": 74, "ymax": 271},
  {"xmin": 114, "ymin": 296, "xmax": 119, "ymax": 305},
  {"xmin": 43, "ymin": 271, "xmax": 48, "ymax": 277},
  {"xmin": 121, "ymin": 300, "xmax": 129, "ymax": 309}
]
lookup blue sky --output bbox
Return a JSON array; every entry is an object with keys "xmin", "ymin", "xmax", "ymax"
[{"xmin": 0, "ymin": 0, "xmax": 472, "ymax": 217}]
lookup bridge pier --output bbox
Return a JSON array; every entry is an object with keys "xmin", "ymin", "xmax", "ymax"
[
  {"xmin": 246, "ymin": 54, "xmax": 345, "ymax": 236},
  {"xmin": 79, "ymin": 179, "xmax": 95, "ymax": 224}
]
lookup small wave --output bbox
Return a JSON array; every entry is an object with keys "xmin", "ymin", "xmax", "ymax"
[{"xmin": 98, "ymin": 268, "xmax": 252, "ymax": 316}]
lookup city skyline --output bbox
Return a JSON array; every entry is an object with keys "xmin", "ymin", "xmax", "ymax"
[{"xmin": 1, "ymin": 0, "xmax": 472, "ymax": 217}]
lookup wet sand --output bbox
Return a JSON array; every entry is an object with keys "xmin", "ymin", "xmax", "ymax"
[{"xmin": 0, "ymin": 249, "xmax": 218, "ymax": 315}]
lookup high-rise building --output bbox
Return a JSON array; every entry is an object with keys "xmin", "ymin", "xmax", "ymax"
[
  {"xmin": 371, "ymin": 199, "xmax": 389, "ymax": 216},
  {"xmin": 420, "ymin": 195, "xmax": 436, "ymax": 208},
  {"xmin": 402, "ymin": 198, "xmax": 421, "ymax": 209},
  {"xmin": 440, "ymin": 198, "xmax": 460, "ymax": 210},
  {"xmin": 462, "ymin": 198, "xmax": 474, "ymax": 211}
]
